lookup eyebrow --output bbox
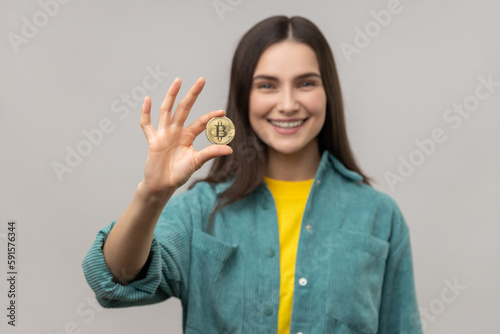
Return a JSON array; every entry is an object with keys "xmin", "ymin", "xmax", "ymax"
[{"xmin": 252, "ymin": 72, "xmax": 322, "ymax": 81}]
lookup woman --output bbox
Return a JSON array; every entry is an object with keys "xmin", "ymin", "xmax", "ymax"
[{"xmin": 82, "ymin": 15, "xmax": 423, "ymax": 334}]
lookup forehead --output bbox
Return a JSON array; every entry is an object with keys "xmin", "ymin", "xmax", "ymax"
[{"xmin": 253, "ymin": 41, "xmax": 320, "ymax": 78}]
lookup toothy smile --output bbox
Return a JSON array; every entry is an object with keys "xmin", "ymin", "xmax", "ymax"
[{"xmin": 268, "ymin": 119, "xmax": 306, "ymax": 128}]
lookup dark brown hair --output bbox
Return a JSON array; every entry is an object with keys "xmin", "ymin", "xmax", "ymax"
[{"xmin": 190, "ymin": 15, "xmax": 372, "ymax": 233}]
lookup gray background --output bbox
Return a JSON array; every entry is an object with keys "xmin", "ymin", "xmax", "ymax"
[{"xmin": 1, "ymin": 0, "xmax": 499, "ymax": 333}]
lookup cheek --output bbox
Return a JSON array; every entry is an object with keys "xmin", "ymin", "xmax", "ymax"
[
  {"xmin": 249, "ymin": 92, "xmax": 274, "ymax": 116},
  {"xmin": 307, "ymin": 91, "xmax": 327, "ymax": 133},
  {"xmin": 249, "ymin": 93, "xmax": 275, "ymax": 143},
  {"xmin": 304, "ymin": 90, "xmax": 327, "ymax": 114},
  {"xmin": 249, "ymin": 93, "xmax": 272, "ymax": 127}
]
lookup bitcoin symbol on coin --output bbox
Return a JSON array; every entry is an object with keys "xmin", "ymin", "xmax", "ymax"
[
  {"xmin": 215, "ymin": 122, "xmax": 227, "ymax": 142},
  {"xmin": 205, "ymin": 116, "xmax": 235, "ymax": 145}
]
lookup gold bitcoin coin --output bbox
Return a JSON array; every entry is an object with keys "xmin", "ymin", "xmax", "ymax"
[{"xmin": 205, "ymin": 116, "xmax": 235, "ymax": 145}]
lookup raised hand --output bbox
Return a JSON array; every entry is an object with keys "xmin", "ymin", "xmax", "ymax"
[{"xmin": 138, "ymin": 77, "xmax": 232, "ymax": 198}]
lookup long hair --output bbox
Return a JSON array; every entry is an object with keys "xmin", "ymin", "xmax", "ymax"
[{"xmin": 190, "ymin": 15, "xmax": 372, "ymax": 233}]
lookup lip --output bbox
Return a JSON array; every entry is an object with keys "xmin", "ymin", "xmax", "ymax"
[
  {"xmin": 267, "ymin": 118, "xmax": 306, "ymax": 122},
  {"xmin": 268, "ymin": 118, "xmax": 307, "ymax": 135}
]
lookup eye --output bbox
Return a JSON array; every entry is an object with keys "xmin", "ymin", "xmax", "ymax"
[
  {"xmin": 258, "ymin": 83, "xmax": 274, "ymax": 89},
  {"xmin": 300, "ymin": 81, "xmax": 316, "ymax": 87}
]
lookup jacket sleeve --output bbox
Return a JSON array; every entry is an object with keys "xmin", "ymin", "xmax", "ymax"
[
  {"xmin": 81, "ymin": 197, "xmax": 192, "ymax": 308},
  {"xmin": 378, "ymin": 200, "xmax": 423, "ymax": 334}
]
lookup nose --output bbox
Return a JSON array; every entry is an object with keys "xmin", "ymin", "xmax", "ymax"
[{"xmin": 278, "ymin": 86, "xmax": 299, "ymax": 115}]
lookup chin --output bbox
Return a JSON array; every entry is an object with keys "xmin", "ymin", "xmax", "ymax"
[{"xmin": 268, "ymin": 144, "xmax": 307, "ymax": 156}]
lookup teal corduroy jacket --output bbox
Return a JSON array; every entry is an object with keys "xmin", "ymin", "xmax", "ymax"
[{"xmin": 82, "ymin": 150, "xmax": 423, "ymax": 334}]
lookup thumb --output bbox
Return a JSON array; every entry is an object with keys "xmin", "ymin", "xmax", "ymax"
[{"xmin": 195, "ymin": 145, "xmax": 233, "ymax": 168}]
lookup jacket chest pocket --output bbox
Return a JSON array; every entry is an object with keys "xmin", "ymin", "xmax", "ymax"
[
  {"xmin": 324, "ymin": 229, "xmax": 390, "ymax": 334},
  {"xmin": 186, "ymin": 229, "xmax": 244, "ymax": 333}
]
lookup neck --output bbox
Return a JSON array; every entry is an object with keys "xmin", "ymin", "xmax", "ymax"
[{"xmin": 265, "ymin": 142, "xmax": 321, "ymax": 181}]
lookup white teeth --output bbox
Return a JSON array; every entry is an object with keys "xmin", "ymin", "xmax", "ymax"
[{"xmin": 270, "ymin": 120, "xmax": 305, "ymax": 128}]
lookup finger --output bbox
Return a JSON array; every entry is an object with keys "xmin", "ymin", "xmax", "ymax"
[
  {"xmin": 171, "ymin": 77, "xmax": 206, "ymax": 126},
  {"xmin": 194, "ymin": 143, "xmax": 233, "ymax": 169},
  {"xmin": 186, "ymin": 109, "xmax": 226, "ymax": 137},
  {"xmin": 140, "ymin": 96, "xmax": 155, "ymax": 141},
  {"xmin": 159, "ymin": 77, "xmax": 182, "ymax": 129}
]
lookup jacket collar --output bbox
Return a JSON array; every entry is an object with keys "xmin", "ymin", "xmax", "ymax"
[
  {"xmin": 323, "ymin": 150, "xmax": 364, "ymax": 182},
  {"xmin": 213, "ymin": 150, "xmax": 363, "ymax": 194}
]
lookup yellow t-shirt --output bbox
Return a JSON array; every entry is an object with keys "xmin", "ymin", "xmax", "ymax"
[{"xmin": 264, "ymin": 176, "xmax": 314, "ymax": 334}]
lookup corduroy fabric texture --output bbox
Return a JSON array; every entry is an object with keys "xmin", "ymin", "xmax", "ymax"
[{"xmin": 82, "ymin": 150, "xmax": 423, "ymax": 334}]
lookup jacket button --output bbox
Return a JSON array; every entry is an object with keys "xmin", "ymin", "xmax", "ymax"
[
  {"xmin": 306, "ymin": 224, "xmax": 312, "ymax": 231},
  {"xmin": 263, "ymin": 202, "xmax": 271, "ymax": 210},
  {"xmin": 264, "ymin": 306, "xmax": 273, "ymax": 316},
  {"xmin": 266, "ymin": 249, "xmax": 275, "ymax": 257},
  {"xmin": 299, "ymin": 277, "xmax": 307, "ymax": 286}
]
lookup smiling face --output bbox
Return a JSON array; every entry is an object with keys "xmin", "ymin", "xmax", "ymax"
[{"xmin": 249, "ymin": 40, "xmax": 327, "ymax": 158}]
